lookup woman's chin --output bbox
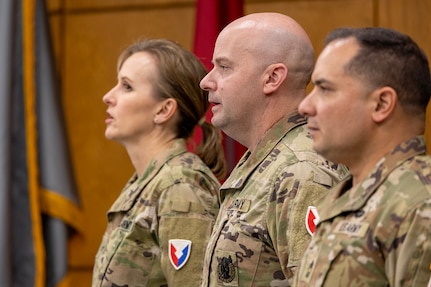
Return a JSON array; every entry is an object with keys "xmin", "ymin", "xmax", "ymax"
[{"xmin": 104, "ymin": 131, "xmax": 116, "ymax": 141}]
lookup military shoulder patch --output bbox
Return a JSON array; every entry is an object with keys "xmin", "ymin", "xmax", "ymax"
[
  {"xmin": 169, "ymin": 239, "xmax": 192, "ymax": 270},
  {"xmin": 305, "ymin": 206, "xmax": 320, "ymax": 236}
]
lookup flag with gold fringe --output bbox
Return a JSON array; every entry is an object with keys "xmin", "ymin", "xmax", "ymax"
[{"xmin": 0, "ymin": 0, "xmax": 83, "ymax": 286}]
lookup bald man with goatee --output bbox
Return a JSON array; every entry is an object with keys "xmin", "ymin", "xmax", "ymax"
[{"xmin": 199, "ymin": 12, "xmax": 348, "ymax": 286}]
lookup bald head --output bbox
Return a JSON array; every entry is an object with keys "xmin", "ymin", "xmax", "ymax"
[
  {"xmin": 201, "ymin": 13, "xmax": 314, "ymax": 148},
  {"xmin": 224, "ymin": 13, "xmax": 311, "ymax": 43},
  {"xmin": 218, "ymin": 12, "xmax": 314, "ymax": 89}
]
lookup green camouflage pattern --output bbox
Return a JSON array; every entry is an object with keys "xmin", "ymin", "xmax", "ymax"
[
  {"xmin": 92, "ymin": 139, "xmax": 220, "ymax": 287},
  {"xmin": 201, "ymin": 110, "xmax": 349, "ymax": 287},
  {"xmin": 293, "ymin": 136, "xmax": 431, "ymax": 287}
]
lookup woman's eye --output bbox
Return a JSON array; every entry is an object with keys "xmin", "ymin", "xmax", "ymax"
[{"xmin": 122, "ymin": 82, "xmax": 132, "ymax": 91}]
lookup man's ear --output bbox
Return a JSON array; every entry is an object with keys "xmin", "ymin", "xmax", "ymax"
[
  {"xmin": 371, "ymin": 86, "xmax": 397, "ymax": 123},
  {"xmin": 154, "ymin": 98, "xmax": 178, "ymax": 124},
  {"xmin": 263, "ymin": 63, "xmax": 288, "ymax": 94}
]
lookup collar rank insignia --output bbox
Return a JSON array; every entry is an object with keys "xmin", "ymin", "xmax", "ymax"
[
  {"xmin": 169, "ymin": 239, "xmax": 192, "ymax": 270},
  {"xmin": 305, "ymin": 206, "xmax": 320, "ymax": 236}
]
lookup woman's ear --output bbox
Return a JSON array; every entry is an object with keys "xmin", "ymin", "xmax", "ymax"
[
  {"xmin": 263, "ymin": 63, "xmax": 288, "ymax": 94},
  {"xmin": 371, "ymin": 86, "xmax": 397, "ymax": 123},
  {"xmin": 154, "ymin": 98, "xmax": 178, "ymax": 124}
]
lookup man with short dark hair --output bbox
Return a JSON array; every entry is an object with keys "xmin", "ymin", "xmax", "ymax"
[{"xmin": 293, "ymin": 27, "xmax": 431, "ymax": 287}]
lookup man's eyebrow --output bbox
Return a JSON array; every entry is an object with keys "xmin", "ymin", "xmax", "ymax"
[
  {"xmin": 313, "ymin": 78, "xmax": 330, "ymax": 85},
  {"xmin": 213, "ymin": 57, "xmax": 231, "ymax": 65}
]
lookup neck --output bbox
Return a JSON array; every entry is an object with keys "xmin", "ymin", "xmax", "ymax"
[
  {"xmin": 349, "ymin": 133, "xmax": 421, "ymax": 186},
  {"xmin": 124, "ymin": 135, "xmax": 176, "ymax": 177}
]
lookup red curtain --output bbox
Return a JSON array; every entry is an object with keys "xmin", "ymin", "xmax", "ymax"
[{"xmin": 193, "ymin": 0, "xmax": 246, "ymax": 175}]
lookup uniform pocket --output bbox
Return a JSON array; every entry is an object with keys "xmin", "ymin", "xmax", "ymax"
[
  {"xmin": 105, "ymin": 237, "xmax": 157, "ymax": 286},
  {"xmin": 296, "ymin": 241, "xmax": 344, "ymax": 286},
  {"xmin": 100, "ymin": 220, "xmax": 159, "ymax": 287},
  {"xmin": 214, "ymin": 231, "xmax": 262, "ymax": 287},
  {"xmin": 297, "ymin": 238, "xmax": 389, "ymax": 287}
]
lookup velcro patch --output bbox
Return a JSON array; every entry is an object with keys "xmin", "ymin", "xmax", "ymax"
[
  {"xmin": 333, "ymin": 221, "xmax": 369, "ymax": 237},
  {"xmin": 227, "ymin": 198, "xmax": 251, "ymax": 212}
]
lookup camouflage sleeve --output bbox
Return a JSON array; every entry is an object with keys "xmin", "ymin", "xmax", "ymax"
[
  {"xmin": 428, "ymin": 263, "xmax": 431, "ymax": 287},
  {"xmin": 157, "ymin": 182, "xmax": 218, "ymax": 287},
  {"xmin": 386, "ymin": 203, "xmax": 431, "ymax": 286},
  {"xmin": 268, "ymin": 162, "xmax": 333, "ymax": 280}
]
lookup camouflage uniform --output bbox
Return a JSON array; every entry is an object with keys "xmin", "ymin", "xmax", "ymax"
[
  {"xmin": 92, "ymin": 139, "xmax": 220, "ymax": 287},
  {"xmin": 201, "ymin": 110, "xmax": 349, "ymax": 287},
  {"xmin": 428, "ymin": 264, "xmax": 431, "ymax": 287},
  {"xmin": 293, "ymin": 136, "xmax": 431, "ymax": 287}
]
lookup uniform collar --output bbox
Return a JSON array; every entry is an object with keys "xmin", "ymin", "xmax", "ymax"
[
  {"xmin": 220, "ymin": 110, "xmax": 307, "ymax": 198},
  {"xmin": 317, "ymin": 135, "xmax": 427, "ymax": 222},
  {"xmin": 137, "ymin": 138, "xmax": 188, "ymax": 184},
  {"xmin": 108, "ymin": 138, "xmax": 188, "ymax": 213}
]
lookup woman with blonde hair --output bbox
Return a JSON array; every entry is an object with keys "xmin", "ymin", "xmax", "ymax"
[{"xmin": 92, "ymin": 39, "xmax": 226, "ymax": 287}]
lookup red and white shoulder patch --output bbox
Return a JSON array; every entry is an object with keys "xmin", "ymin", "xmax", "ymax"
[
  {"xmin": 305, "ymin": 206, "xmax": 320, "ymax": 236},
  {"xmin": 169, "ymin": 239, "xmax": 192, "ymax": 270}
]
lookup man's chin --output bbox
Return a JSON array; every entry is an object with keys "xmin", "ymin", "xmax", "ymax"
[
  {"xmin": 315, "ymin": 145, "xmax": 338, "ymax": 162},
  {"xmin": 210, "ymin": 116, "xmax": 224, "ymax": 129},
  {"xmin": 313, "ymin": 143, "xmax": 325, "ymax": 156}
]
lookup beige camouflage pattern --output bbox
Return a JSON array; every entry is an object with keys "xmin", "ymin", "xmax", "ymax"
[
  {"xmin": 428, "ymin": 264, "xmax": 431, "ymax": 287},
  {"xmin": 92, "ymin": 139, "xmax": 220, "ymax": 287},
  {"xmin": 293, "ymin": 136, "xmax": 431, "ymax": 287},
  {"xmin": 201, "ymin": 110, "xmax": 349, "ymax": 287}
]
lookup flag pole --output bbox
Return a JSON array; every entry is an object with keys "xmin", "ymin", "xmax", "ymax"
[{"xmin": 22, "ymin": 0, "xmax": 45, "ymax": 286}]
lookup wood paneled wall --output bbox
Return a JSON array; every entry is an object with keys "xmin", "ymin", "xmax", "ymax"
[{"xmin": 45, "ymin": 0, "xmax": 431, "ymax": 284}]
